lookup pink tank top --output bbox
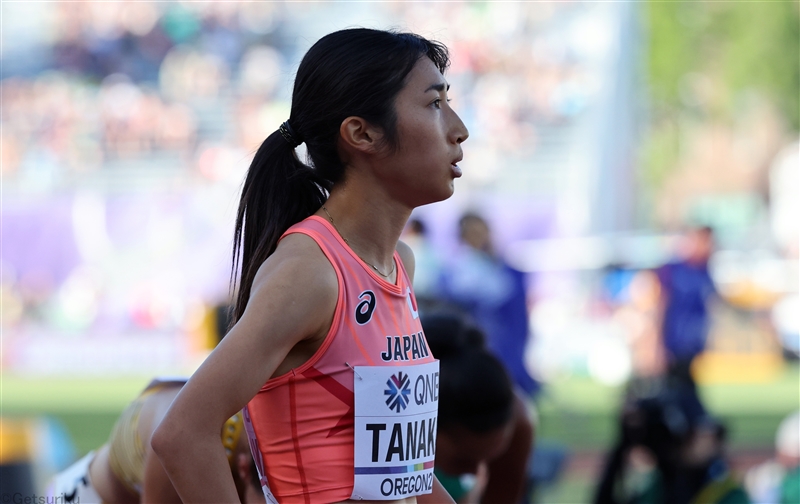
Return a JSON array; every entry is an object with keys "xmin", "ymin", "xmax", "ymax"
[{"xmin": 244, "ymin": 216, "xmax": 435, "ymax": 504}]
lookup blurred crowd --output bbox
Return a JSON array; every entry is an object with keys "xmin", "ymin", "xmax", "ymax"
[
  {"xmin": 2, "ymin": 1, "xmax": 602, "ymax": 345},
  {"xmin": 2, "ymin": 1, "xmax": 594, "ymax": 185}
]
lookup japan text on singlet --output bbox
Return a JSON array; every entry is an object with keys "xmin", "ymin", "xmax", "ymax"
[{"xmin": 244, "ymin": 216, "xmax": 439, "ymax": 504}]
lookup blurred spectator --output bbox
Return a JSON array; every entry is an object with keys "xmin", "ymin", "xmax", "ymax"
[
  {"xmin": 744, "ymin": 410, "xmax": 800, "ymax": 504},
  {"xmin": 605, "ymin": 267, "xmax": 667, "ymax": 379},
  {"xmin": 99, "ymin": 74, "xmax": 197, "ymax": 159},
  {"xmin": 402, "ymin": 218, "xmax": 444, "ymax": 308},
  {"xmin": 656, "ymin": 226, "xmax": 718, "ymax": 416},
  {"xmin": 423, "ymin": 312, "xmax": 534, "ymax": 504},
  {"xmin": 440, "ymin": 212, "xmax": 540, "ymax": 398},
  {"xmin": 594, "ymin": 378, "xmax": 750, "ymax": 504}
]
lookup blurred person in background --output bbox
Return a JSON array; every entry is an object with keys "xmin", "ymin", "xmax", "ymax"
[
  {"xmin": 744, "ymin": 410, "xmax": 800, "ymax": 504},
  {"xmin": 46, "ymin": 378, "xmax": 261, "ymax": 504},
  {"xmin": 656, "ymin": 225, "xmax": 719, "ymax": 417},
  {"xmin": 440, "ymin": 212, "xmax": 540, "ymax": 399},
  {"xmin": 602, "ymin": 266, "xmax": 666, "ymax": 379},
  {"xmin": 153, "ymin": 28, "xmax": 467, "ymax": 504},
  {"xmin": 401, "ymin": 218, "xmax": 444, "ymax": 310},
  {"xmin": 594, "ymin": 380, "xmax": 750, "ymax": 504},
  {"xmin": 423, "ymin": 312, "xmax": 534, "ymax": 504}
]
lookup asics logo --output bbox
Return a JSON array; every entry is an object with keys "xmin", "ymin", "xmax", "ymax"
[{"xmin": 355, "ymin": 290, "xmax": 376, "ymax": 325}]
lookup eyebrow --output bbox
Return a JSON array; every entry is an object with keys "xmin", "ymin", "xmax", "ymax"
[{"xmin": 425, "ymin": 82, "xmax": 450, "ymax": 93}]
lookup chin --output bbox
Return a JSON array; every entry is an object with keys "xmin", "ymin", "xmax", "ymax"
[
  {"xmin": 405, "ymin": 180, "xmax": 455, "ymax": 208},
  {"xmin": 443, "ymin": 181, "xmax": 456, "ymax": 199},
  {"xmin": 424, "ymin": 187, "xmax": 455, "ymax": 207}
]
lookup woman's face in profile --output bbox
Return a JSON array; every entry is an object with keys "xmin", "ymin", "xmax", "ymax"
[
  {"xmin": 435, "ymin": 420, "xmax": 515, "ymax": 476},
  {"xmin": 374, "ymin": 57, "xmax": 468, "ymax": 208}
]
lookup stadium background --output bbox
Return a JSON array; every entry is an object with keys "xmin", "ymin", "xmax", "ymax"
[{"xmin": 2, "ymin": 2, "xmax": 798, "ymax": 502}]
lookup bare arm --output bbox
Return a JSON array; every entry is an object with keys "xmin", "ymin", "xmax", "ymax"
[
  {"xmin": 151, "ymin": 235, "xmax": 338, "ymax": 503},
  {"xmin": 141, "ymin": 448, "xmax": 182, "ymax": 504},
  {"xmin": 481, "ymin": 394, "xmax": 534, "ymax": 504},
  {"xmin": 141, "ymin": 387, "xmax": 184, "ymax": 504},
  {"xmin": 418, "ymin": 475, "xmax": 456, "ymax": 504}
]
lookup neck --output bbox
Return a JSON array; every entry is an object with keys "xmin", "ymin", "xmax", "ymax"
[{"xmin": 317, "ymin": 179, "xmax": 411, "ymax": 274}]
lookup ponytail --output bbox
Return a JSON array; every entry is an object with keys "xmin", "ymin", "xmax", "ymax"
[{"xmin": 230, "ymin": 130, "xmax": 330, "ymax": 326}]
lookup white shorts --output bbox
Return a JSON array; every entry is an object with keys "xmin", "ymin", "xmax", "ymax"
[{"xmin": 46, "ymin": 451, "xmax": 104, "ymax": 504}]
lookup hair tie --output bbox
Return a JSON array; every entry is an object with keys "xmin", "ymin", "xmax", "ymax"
[{"xmin": 279, "ymin": 120, "xmax": 302, "ymax": 148}]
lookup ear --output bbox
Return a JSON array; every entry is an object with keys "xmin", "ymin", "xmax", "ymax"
[{"xmin": 339, "ymin": 116, "xmax": 384, "ymax": 153}]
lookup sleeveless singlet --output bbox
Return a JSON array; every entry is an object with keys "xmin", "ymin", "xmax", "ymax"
[{"xmin": 244, "ymin": 216, "xmax": 437, "ymax": 504}]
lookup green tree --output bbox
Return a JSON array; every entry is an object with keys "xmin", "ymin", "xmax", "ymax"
[{"xmin": 642, "ymin": 1, "xmax": 799, "ymax": 188}]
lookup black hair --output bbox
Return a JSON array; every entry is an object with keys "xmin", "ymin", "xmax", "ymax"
[
  {"xmin": 421, "ymin": 312, "xmax": 514, "ymax": 433},
  {"xmin": 422, "ymin": 310, "xmax": 486, "ymax": 355},
  {"xmin": 230, "ymin": 29, "xmax": 450, "ymax": 324}
]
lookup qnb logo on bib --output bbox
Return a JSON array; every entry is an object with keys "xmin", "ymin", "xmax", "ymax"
[
  {"xmin": 352, "ymin": 361, "xmax": 440, "ymax": 501},
  {"xmin": 384, "ymin": 372, "xmax": 411, "ymax": 412},
  {"xmin": 355, "ymin": 290, "xmax": 376, "ymax": 325}
]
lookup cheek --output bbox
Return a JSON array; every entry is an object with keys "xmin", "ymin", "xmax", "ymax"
[
  {"xmin": 400, "ymin": 132, "xmax": 434, "ymax": 159},
  {"xmin": 399, "ymin": 114, "xmax": 444, "ymax": 152}
]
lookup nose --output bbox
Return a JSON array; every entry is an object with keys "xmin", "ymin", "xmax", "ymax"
[{"xmin": 449, "ymin": 108, "xmax": 469, "ymax": 144}]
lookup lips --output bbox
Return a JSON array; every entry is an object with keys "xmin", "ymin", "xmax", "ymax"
[{"xmin": 451, "ymin": 154, "xmax": 463, "ymax": 177}]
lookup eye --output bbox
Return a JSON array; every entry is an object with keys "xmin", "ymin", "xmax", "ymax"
[{"xmin": 432, "ymin": 98, "xmax": 452, "ymax": 109}]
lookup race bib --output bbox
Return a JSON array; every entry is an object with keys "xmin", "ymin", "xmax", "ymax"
[{"xmin": 351, "ymin": 360, "xmax": 439, "ymax": 500}]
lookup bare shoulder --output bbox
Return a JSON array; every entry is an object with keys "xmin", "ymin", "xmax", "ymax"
[
  {"xmin": 396, "ymin": 239, "xmax": 416, "ymax": 283},
  {"xmin": 251, "ymin": 232, "xmax": 338, "ymax": 299},
  {"xmin": 241, "ymin": 232, "xmax": 338, "ymax": 339}
]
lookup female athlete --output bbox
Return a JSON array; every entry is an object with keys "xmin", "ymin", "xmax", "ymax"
[{"xmin": 153, "ymin": 28, "xmax": 468, "ymax": 504}]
